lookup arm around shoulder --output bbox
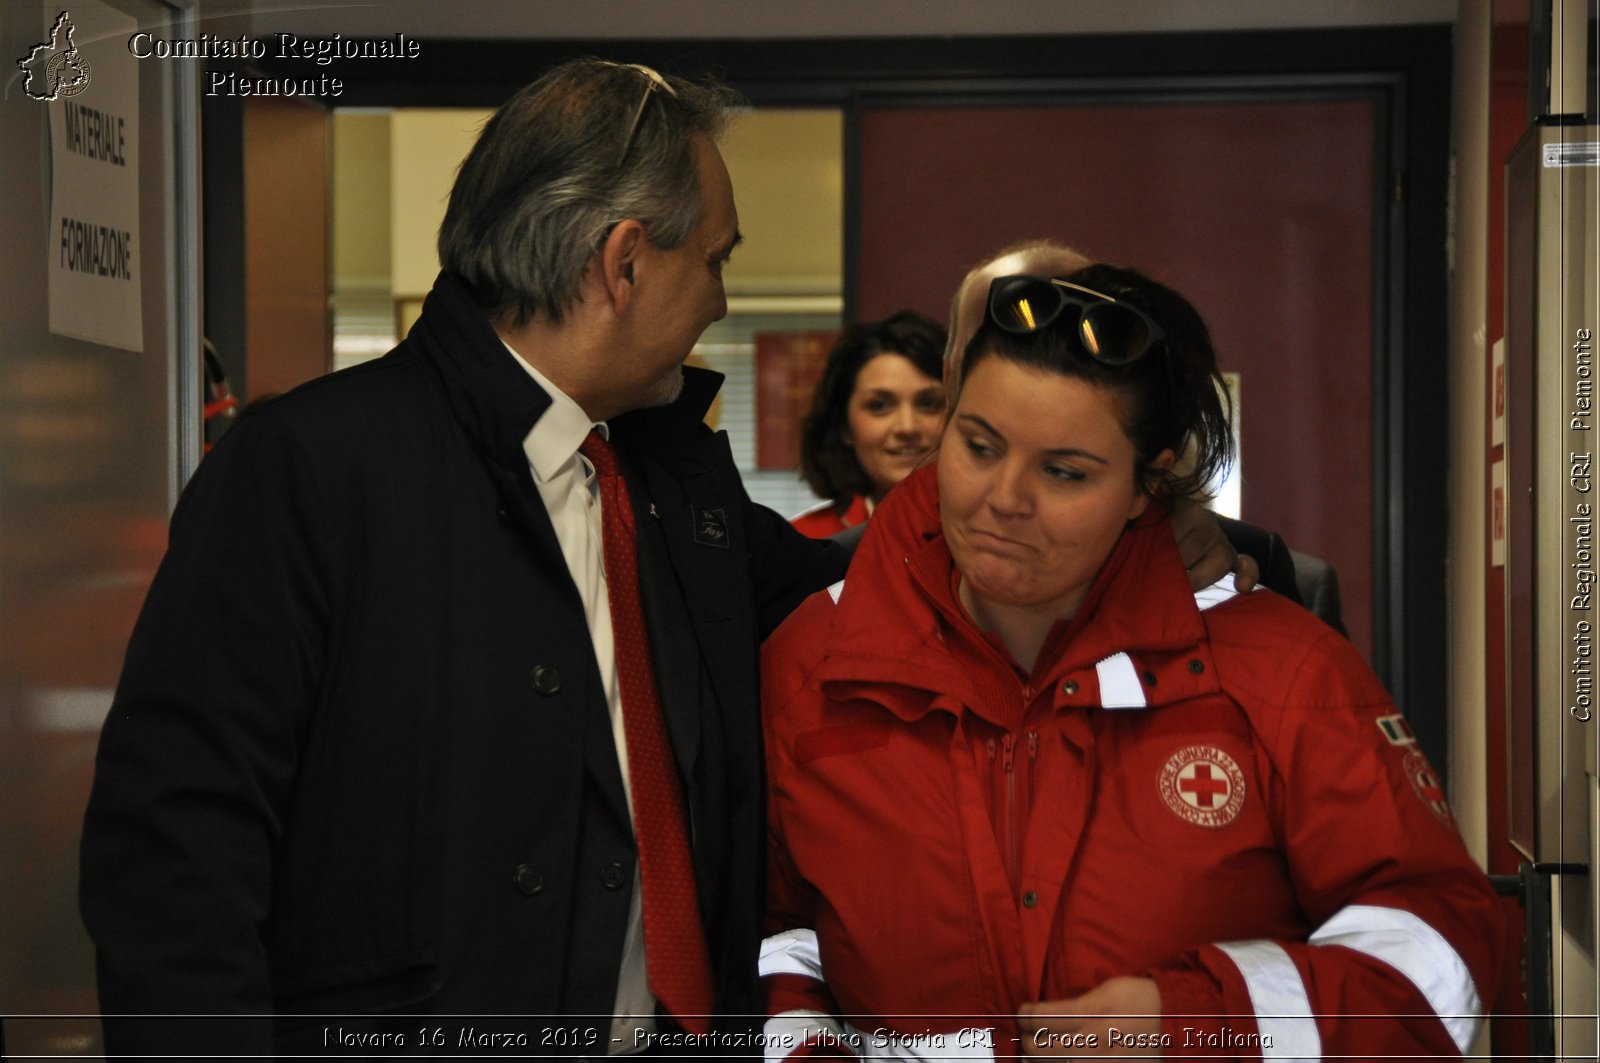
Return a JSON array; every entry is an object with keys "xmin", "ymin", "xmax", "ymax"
[{"xmin": 745, "ymin": 499, "xmax": 850, "ymax": 640}]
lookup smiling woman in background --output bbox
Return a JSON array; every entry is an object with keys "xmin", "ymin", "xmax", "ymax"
[
  {"xmin": 760, "ymin": 264, "xmax": 1500, "ymax": 1059},
  {"xmin": 791, "ymin": 311, "xmax": 947, "ymax": 537}
]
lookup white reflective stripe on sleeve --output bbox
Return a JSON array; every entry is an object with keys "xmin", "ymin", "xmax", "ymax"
[
  {"xmin": 826, "ymin": 579, "xmax": 845, "ymax": 603},
  {"xmin": 760, "ymin": 928, "xmax": 825, "ymax": 979},
  {"xmin": 844, "ymin": 1022, "xmax": 995, "ymax": 1061},
  {"xmin": 1213, "ymin": 940, "xmax": 1322, "ymax": 1061},
  {"xmin": 1309, "ymin": 904, "xmax": 1482, "ymax": 1053},
  {"xmin": 765, "ymin": 1011, "xmax": 856, "ymax": 1063},
  {"xmin": 1095, "ymin": 652, "xmax": 1147, "ymax": 710},
  {"xmin": 1193, "ymin": 575, "xmax": 1242, "ymax": 612}
]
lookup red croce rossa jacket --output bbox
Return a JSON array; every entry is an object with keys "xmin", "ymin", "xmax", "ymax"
[{"xmin": 760, "ymin": 464, "xmax": 1501, "ymax": 1060}]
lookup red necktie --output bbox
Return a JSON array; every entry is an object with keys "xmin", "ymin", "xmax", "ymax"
[{"xmin": 580, "ymin": 431, "xmax": 714, "ymax": 1034}]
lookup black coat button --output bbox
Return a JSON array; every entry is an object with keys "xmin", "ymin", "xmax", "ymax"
[
  {"xmin": 600, "ymin": 862, "xmax": 628, "ymax": 890},
  {"xmin": 513, "ymin": 864, "xmax": 543, "ymax": 895},
  {"xmin": 530, "ymin": 665, "xmax": 561, "ymax": 695},
  {"xmin": 1022, "ymin": 890, "xmax": 1039, "ymax": 908}
]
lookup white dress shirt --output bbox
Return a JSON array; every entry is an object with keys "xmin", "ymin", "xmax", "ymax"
[{"xmin": 505, "ymin": 343, "xmax": 654, "ymax": 1051}]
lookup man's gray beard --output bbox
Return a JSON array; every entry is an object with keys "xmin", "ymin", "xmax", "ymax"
[{"xmin": 640, "ymin": 365, "xmax": 685, "ymax": 410}]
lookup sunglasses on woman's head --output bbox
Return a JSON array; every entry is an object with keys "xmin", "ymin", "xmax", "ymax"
[{"xmin": 986, "ymin": 275, "xmax": 1166, "ymax": 366}]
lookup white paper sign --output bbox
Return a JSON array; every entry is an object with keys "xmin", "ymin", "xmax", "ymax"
[
  {"xmin": 1491, "ymin": 336, "xmax": 1506, "ymax": 448},
  {"xmin": 31, "ymin": 1, "xmax": 143, "ymax": 351},
  {"xmin": 1491, "ymin": 456, "xmax": 1506, "ymax": 569}
]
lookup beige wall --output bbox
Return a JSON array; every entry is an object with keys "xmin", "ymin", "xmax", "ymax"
[
  {"xmin": 331, "ymin": 112, "xmax": 393, "ymax": 294},
  {"xmin": 720, "ymin": 109, "xmax": 842, "ymax": 299},
  {"xmin": 367, "ymin": 107, "xmax": 844, "ymax": 303},
  {"xmin": 388, "ymin": 109, "xmax": 491, "ymax": 298}
]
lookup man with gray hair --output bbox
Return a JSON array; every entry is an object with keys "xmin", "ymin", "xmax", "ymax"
[{"xmin": 80, "ymin": 58, "xmax": 844, "ymax": 1057}]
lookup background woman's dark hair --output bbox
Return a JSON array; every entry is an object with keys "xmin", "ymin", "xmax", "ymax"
[
  {"xmin": 799, "ymin": 310, "xmax": 948, "ymax": 503},
  {"xmin": 958, "ymin": 263, "xmax": 1235, "ymax": 501}
]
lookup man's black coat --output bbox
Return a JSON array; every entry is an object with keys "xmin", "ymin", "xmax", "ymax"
[{"xmin": 79, "ymin": 273, "xmax": 846, "ymax": 1056}]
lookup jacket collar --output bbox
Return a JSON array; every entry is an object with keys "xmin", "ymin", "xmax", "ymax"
[
  {"xmin": 405, "ymin": 271, "xmax": 724, "ymax": 472},
  {"xmin": 816, "ymin": 464, "xmax": 1224, "ymax": 724}
]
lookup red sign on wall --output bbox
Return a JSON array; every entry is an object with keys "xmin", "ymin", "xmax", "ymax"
[{"xmin": 754, "ymin": 330, "xmax": 837, "ymax": 470}]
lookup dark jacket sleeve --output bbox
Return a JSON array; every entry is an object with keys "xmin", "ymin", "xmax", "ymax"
[
  {"xmin": 79, "ymin": 411, "xmax": 329, "ymax": 1057},
  {"xmin": 1217, "ymin": 515, "xmax": 1302, "ymax": 604},
  {"xmin": 1289, "ymin": 548, "xmax": 1348, "ymax": 634},
  {"xmin": 745, "ymin": 498, "xmax": 850, "ymax": 640}
]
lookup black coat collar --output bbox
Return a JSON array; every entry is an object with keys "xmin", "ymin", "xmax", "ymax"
[{"xmin": 406, "ymin": 271, "xmax": 724, "ymax": 470}]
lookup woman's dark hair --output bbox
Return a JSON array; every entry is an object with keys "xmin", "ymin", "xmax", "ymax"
[
  {"xmin": 799, "ymin": 310, "xmax": 948, "ymax": 503},
  {"xmin": 958, "ymin": 263, "xmax": 1235, "ymax": 501}
]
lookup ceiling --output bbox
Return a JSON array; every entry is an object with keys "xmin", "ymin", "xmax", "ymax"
[{"xmin": 213, "ymin": 0, "xmax": 1459, "ymax": 42}]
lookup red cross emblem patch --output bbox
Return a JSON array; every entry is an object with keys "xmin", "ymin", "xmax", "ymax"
[
  {"xmin": 1159, "ymin": 745, "xmax": 1247, "ymax": 828},
  {"xmin": 1402, "ymin": 748, "xmax": 1457, "ymax": 826}
]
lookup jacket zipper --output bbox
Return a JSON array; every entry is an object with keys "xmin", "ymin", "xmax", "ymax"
[
  {"xmin": 989, "ymin": 688, "xmax": 1043, "ymax": 901},
  {"xmin": 1004, "ymin": 683, "xmax": 1036, "ymax": 894},
  {"xmin": 1013, "ymin": 729, "xmax": 1042, "ymax": 892}
]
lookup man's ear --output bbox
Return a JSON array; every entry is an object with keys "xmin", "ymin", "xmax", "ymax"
[{"xmin": 598, "ymin": 219, "xmax": 647, "ymax": 310}]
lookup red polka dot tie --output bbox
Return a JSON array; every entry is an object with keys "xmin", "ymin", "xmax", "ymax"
[{"xmin": 580, "ymin": 431, "xmax": 714, "ymax": 1034}]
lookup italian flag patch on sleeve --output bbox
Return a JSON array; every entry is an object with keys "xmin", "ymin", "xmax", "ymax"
[{"xmin": 1376, "ymin": 714, "xmax": 1416, "ymax": 745}]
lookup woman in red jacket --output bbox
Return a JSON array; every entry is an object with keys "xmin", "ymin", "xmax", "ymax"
[
  {"xmin": 760, "ymin": 265, "xmax": 1501, "ymax": 1059},
  {"xmin": 790, "ymin": 311, "xmax": 948, "ymax": 537}
]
